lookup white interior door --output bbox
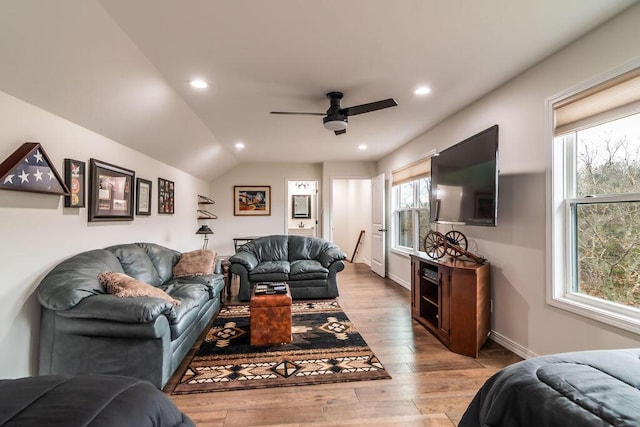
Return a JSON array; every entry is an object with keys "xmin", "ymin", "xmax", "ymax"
[{"xmin": 371, "ymin": 173, "xmax": 386, "ymax": 277}]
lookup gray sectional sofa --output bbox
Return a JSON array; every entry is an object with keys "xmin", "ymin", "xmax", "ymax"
[
  {"xmin": 229, "ymin": 235, "xmax": 346, "ymax": 302},
  {"xmin": 37, "ymin": 243, "xmax": 224, "ymax": 389}
]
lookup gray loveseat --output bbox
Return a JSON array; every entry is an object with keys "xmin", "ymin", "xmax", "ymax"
[
  {"xmin": 229, "ymin": 235, "xmax": 346, "ymax": 302},
  {"xmin": 37, "ymin": 243, "xmax": 224, "ymax": 389}
]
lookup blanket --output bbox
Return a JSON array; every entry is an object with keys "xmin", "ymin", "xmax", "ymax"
[{"xmin": 459, "ymin": 348, "xmax": 640, "ymax": 427}]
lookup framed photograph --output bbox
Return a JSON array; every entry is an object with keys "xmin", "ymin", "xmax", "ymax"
[
  {"xmin": 158, "ymin": 177, "xmax": 174, "ymax": 214},
  {"xmin": 136, "ymin": 178, "xmax": 152, "ymax": 215},
  {"xmin": 88, "ymin": 158, "xmax": 134, "ymax": 222},
  {"xmin": 234, "ymin": 185, "xmax": 271, "ymax": 216},
  {"xmin": 64, "ymin": 158, "xmax": 85, "ymax": 208}
]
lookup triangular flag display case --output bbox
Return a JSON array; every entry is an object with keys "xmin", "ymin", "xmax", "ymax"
[{"xmin": 0, "ymin": 142, "xmax": 70, "ymax": 196}]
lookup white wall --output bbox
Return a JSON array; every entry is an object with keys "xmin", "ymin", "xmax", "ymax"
[
  {"xmin": 332, "ymin": 179, "xmax": 372, "ymax": 264},
  {"xmin": 378, "ymin": 5, "xmax": 640, "ymax": 357},
  {"xmin": 207, "ymin": 163, "xmax": 322, "ymax": 256},
  {"xmin": 0, "ymin": 91, "xmax": 210, "ymax": 378}
]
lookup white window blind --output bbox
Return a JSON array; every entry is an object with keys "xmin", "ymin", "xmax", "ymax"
[
  {"xmin": 554, "ymin": 67, "xmax": 640, "ymax": 135},
  {"xmin": 391, "ymin": 157, "xmax": 431, "ymax": 185}
]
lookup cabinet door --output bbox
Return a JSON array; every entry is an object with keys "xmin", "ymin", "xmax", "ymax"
[
  {"xmin": 449, "ymin": 267, "xmax": 482, "ymax": 358},
  {"xmin": 411, "ymin": 257, "xmax": 420, "ymax": 317},
  {"xmin": 438, "ymin": 266, "xmax": 450, "ymax": 335}
]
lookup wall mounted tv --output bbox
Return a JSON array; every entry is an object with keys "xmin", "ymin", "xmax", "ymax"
[{"xmin": 430, "ymin": 125, "xmax": 499, "ymax": 226}]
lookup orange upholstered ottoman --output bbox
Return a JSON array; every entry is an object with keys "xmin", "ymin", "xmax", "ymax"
[{"xmin": 250, "ymin": 284, "xmax": 292, "ymax": 346}]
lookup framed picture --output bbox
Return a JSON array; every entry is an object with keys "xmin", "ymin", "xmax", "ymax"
[
  {"xmin": 64, "ymin": 158, "xmax": 85, "ymax": 207},
  {"xmin": 88, "ymin": 158, "xmax": 134, "ymax": 222},
  {"xmin": 234, "ymin": 185, "xmax": 271, "ymax": 216},
  {"xmin": 158, "ymin": 177, "xmax": 174, "ymax": 214},
  {"xmin": 136, "ymin": 178, "xmax": 152, "ymax": 215}
]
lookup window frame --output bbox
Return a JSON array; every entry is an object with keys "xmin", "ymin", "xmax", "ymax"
[
  {"xmin": 391, "ymin": 177, "xmax": 430, "ymax": 254},
  {"xmin": 547, "ymin": 59, "xmax": 640, "ymax": 334}
]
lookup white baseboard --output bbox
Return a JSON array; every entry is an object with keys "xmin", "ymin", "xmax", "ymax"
[
  {"xmin": 489, "ymin": 330, "xmax": 539, "ymax": 360},
  {"xmin": 387, "ymin": 272, "xmax": 410, "ymax": 290}
]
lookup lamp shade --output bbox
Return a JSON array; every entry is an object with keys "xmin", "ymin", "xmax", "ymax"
[
  {"xmin": 323, "ymin": 118, "xmax": 348, "ymax": 131},
  {"xmin": 196, "ymin": 225, "xmax": 213, "ymax": 235}
]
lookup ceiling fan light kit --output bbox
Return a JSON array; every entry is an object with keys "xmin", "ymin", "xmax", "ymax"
[
  {"xmin": 323, "ymin": 117, "xmax": 348, "ymax": 131},
  {"xmin": 271, "ymin": 91, "xmax": 397, "ymax": 135}
]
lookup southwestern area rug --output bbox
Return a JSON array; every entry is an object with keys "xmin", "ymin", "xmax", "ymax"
[{"xmin": 172, "ymin": 300, "xmax": 390, "ymax": 394}]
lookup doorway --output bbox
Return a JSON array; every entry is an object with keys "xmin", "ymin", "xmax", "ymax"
[
  {"xmin": 286, "ymin": 180, "xmax": 318, "ymax": 237},
  {"xmin": 331, "ymin": 178, "xmax": 372, "ymax": 265}
]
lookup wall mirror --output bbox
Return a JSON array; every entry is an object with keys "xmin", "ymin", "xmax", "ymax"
[{"xmin": 292, "ymin": 194, "xmax": 311, "ymax": 218}]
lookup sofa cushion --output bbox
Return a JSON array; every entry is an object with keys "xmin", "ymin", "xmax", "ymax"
[
  {"xmin": 106, "ymin": 244, "xmax": 162, "ymax": 286},
  {"xmin": 37, "ymin": 249, "xmax": 125, "ymax": 311},
  {"xmin": 135, "ymin": 243, "xmax": 181, "ymax": 284},
  {"xmin": 288, "ymin": 235, "xmax": 335, "ymax": 262},
  {"xmin": 241, "ymin": 235, "xmax": 289, "ymax": 262},
  {"xmin": 161, "ymin": 282, "xmax": 211, "ymax": 339},
  {"xmin": 98, "ymin": 272, "xmax": 181, "ymax": 306},
  {"xmin": 252, "ymin": 260, "xmax": 290, "ymax": 275},
  {"xmin": 173, "ymin": 249, "xmax": 216, "ymax": 278},
  {"xmin": 289, "ymin": 260, "xmax": 328, "ymax": 280},
  {"xmin": 249, "ymin": 260, "xmax": 290, "ymax": 283}
]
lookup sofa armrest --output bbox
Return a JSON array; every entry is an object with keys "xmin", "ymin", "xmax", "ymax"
[
  {"xmin": 229, "ymin": 251, "xmax": 259, "ymax": 271},
  {"xmin": 318, "ymin": 248, "xmax": 347, "ymax": 268},
  {"xmin": 55, "ymin": 294, "xmax": 177, "ymax": 324}
]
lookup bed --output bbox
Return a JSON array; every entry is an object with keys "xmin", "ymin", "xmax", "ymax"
[
  {"xmin": 459, "ymin": 348, "xmax": 640, "ymax": 427},
  {"xmin": 0, "ymin": 374, "xmax": 194, "ymax": 426}
]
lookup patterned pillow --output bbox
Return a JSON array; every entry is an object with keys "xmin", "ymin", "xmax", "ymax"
[
  {"xmin": 173, "ymin": 249, "xmax": 216, "ymax": 278},
  {"xmin": 98, "ymin": 271, "xmax": 180, "ymax": 305}
]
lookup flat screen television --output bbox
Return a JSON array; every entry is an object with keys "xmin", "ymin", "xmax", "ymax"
[{"xmin": 430, "ymin": 125, "xmax": 499, "ymax": 226}]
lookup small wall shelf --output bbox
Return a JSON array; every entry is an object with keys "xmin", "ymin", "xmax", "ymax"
[{"xmin": 197, "ymin": 194, "xmax": 217, "ymax": 219}]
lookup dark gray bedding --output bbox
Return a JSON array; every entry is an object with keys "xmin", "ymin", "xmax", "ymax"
[
  {"xmin": 0, "ymin": 374, "xmax": 194, "ymax": 426},
  {"xmin": 459, "ymin": 348, "xmax": 640, "ymax": 427}
]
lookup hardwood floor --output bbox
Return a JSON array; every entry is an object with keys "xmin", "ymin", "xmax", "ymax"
[{"xmin": 165, "ymin": 262, "xmax": 522, "ymax": 426}]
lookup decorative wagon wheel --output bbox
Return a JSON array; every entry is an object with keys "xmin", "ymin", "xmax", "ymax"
[
  {"xmin": 423, "ymin": 230, "xmax": 447, "ymax": 259},
  {"xmin": 444, "ymin": 230, "xmax": 468, "ymax": 258}
]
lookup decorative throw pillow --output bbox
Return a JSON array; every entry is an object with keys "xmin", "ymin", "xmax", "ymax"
[
  {"xmin": 173, "ymin": 249, "xmax": 216, "ymax": 278},
  {"xmin": 98, "ymin": 271, "xmax": 181, "ymax": 306}
]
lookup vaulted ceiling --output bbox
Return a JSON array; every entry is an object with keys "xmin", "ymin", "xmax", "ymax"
[{"xmin": 0, "ymin": 0, "xmax": 637, "ymax": 180}]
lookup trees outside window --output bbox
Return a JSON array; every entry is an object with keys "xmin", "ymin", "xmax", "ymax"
[{"xmin": 571, "ymin": 113, "xmax": 640, "ymax": 308}]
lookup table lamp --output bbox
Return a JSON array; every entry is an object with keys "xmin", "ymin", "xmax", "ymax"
[{"xmin": 195, "ymin": 225, "xmax": 213, "ymax": 249}]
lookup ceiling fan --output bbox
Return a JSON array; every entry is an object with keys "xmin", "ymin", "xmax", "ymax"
[{"xmin": 270, "ymin": 91, "xmax": 398, "ymax": 135}]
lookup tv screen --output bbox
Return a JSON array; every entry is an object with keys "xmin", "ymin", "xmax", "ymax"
[{"xmin": 430, "ymin": 125, "xmax": 499, "ymax": 226}]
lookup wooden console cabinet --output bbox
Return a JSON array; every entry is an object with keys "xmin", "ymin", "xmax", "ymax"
[{"xmin": 410, "ymin": 254, "xmax": 490, "ymax": 358}]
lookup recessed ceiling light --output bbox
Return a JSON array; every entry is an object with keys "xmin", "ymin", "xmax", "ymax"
[
  {"xmin": 190, "ymin": 80, "xmax": 208, "ymax": 89},
  {"xmin": 358, "ymin": 144, "xmax": 367, "ymax": 150},
  {"xmin": 414, "ymin": 86, "xmax": 431, "ymax": 95},
  {"xmin": 235, "ymin": 142, "xmax": 245, "ymax": 149}
]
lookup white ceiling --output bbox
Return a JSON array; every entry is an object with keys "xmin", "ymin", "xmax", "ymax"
[{"xmin": 0, "ymin": 0, "xmax": 637, "ymax": 181}]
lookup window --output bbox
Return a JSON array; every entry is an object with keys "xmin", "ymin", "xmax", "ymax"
[
  {"xmin": 549, "ymin": 61, "xmax": 640, "ymax": 333},
  {"xmin": 392, "ymin": 177, "xmax": 431, "ymax": 252}
]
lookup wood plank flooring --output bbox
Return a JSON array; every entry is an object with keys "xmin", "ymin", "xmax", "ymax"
[{"xmin": 165, "ymin": 262, "xmax": 522, "ymax": 426}]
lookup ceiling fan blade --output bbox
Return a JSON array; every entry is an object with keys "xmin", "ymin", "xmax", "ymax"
[
  {"xmin": 340, "ymin": 98, "xmax": 398, "ymax": 116},
  {"xmin": 270, "ymin": 111, "xmax": 325, "ymax": 116},
  {"xmin": 334, "ymin": 129, "xmax": 347, "ymax": 136}
]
